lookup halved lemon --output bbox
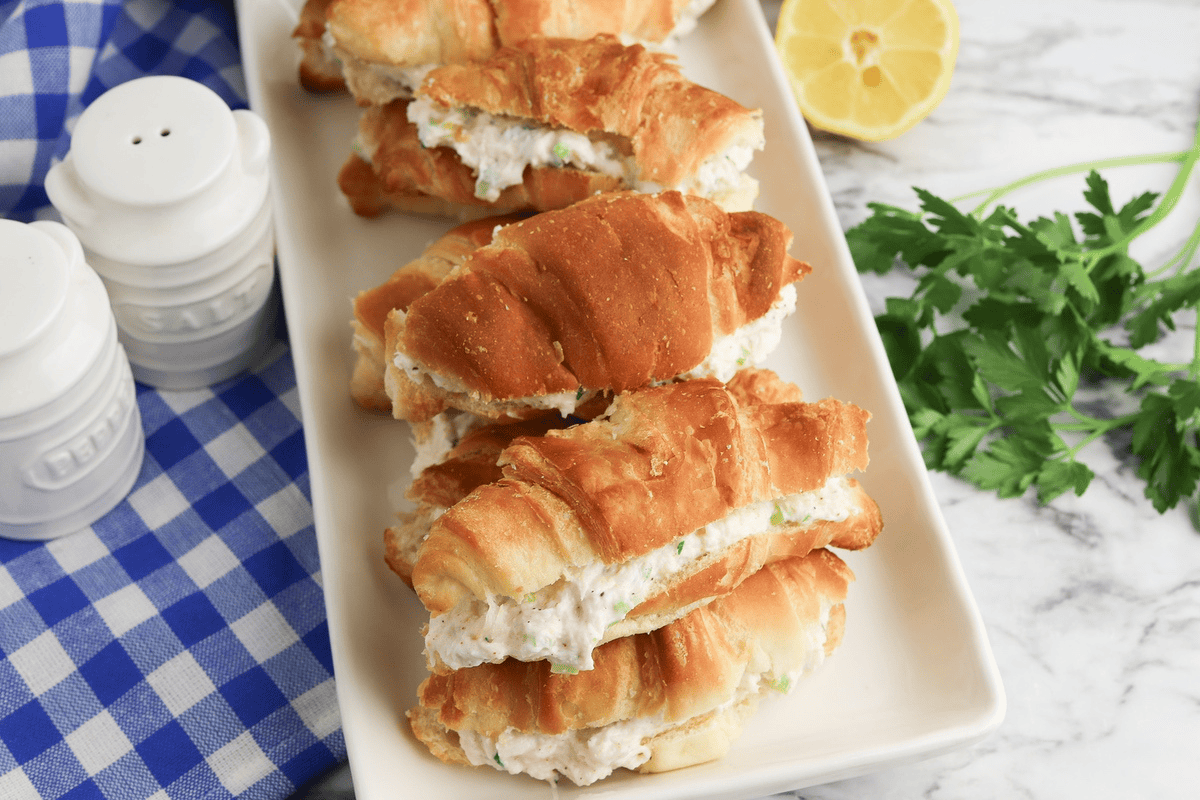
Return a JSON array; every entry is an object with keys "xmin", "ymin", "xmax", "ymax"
[{"xmin": 775, "ymin": 0, "xmax": 959, "ymax": 141}]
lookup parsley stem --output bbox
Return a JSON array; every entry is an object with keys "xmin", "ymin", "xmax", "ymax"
[
  {"xmin": 1150, "ymin": 361, "xmax": 1195, "ymax": 373},
  {"xmin": 1058, "ymin": 408, "xmax": 1138, "ymax": 431},
  {"xmin": 961, "ymin": 112, "xmax": 1200, "ymax": 235},
  {"xmin": 1061, "ymin": 421, "xmax": 1129, "ymax": 459},
  {"xmin": 1084, "ymin": 124, "xmax": 1200, "ymax": 267},
  {"xmin": 956, "ymin": 151, "xmax": 1194, "ymax": 217},
  {"xmin": 1193, "ymin": 310, "xmax": 1200, "ymax": 380},
  {"xmin": 1149, "ymin": 209, "xmax": 1200, "ymax": 279},
  {"xmin": 1054, "ymin": 411, "xmax": 1140, "ymax": 461}
]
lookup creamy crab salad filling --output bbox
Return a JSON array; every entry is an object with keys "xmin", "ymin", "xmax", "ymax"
[
  {"xmin": 408, "ymin": 410, "xmax": 490, "ymax": 479},
  {"xmin": 454, "ymin": 607, "xmax": 832, "ymax": 787},
  {"xmin": 634, "ymin": 132, "xmax": 762, "ymax": 200},
  {"xmin": 407, "ymin": 96, "xmax": 761, "ymax": 202},
  {"xmin": 681, "ymin": 283, "xmax": 797, "ymax": 383},
  {"xmin": 424, "ymin": 473, "xmax": 856, "ymax": 671},
  {"xmin": 408, "ymin": 98, "xmax": 627, "ymax": 201},
  {"xmin": 663, "ymin": 0, "xmax": 719, "ymax": 41},
  {"xmin": 459, "ymin": 714, "xmax": 661, "ymax": 787},
  {"xmin": 389, "ymin": 321, "xmax": 598, "ymax": 417}
]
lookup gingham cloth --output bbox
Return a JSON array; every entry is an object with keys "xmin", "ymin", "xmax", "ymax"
[{"xmin": 0, "ymin": 1, "xmax": 345, "ymax": 798}]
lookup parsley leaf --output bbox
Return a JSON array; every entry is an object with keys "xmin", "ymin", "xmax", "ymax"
[
  {"xmin": 1131, "ymin": 381, "xmax": 1200, "ymax": 512},
  {"xmin": 848, "ymin": 117, "xmax": 1200, "ymax": 515}
]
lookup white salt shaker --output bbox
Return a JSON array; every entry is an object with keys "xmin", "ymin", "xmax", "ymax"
[
  {"xmin": 0, "ymin": 220, "xmax": 145, "ymax": 541},
  {"xmin": 44, "ymin": 75, "xmax": 277, "ymax": 390}
]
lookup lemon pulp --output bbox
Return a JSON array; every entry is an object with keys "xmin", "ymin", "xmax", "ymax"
[{"xmin": 775, "ymin": 0, "xmax": 960, "ymax": 140}]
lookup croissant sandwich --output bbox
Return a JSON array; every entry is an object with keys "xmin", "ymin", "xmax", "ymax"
[
  {"xmin": 408, "ymin": 548, "xmax": 855, "ymax": 786},
  {"xmin": 339, "ymin": 35, "xmax": 764, "ymax": 217},
  {"xmin": 351, "ymin": 214, "xmax": 524, "ymax": 411},
  {"xmin": 385, "ymin": 370, "xmax": 851, "ymax": 579},
  {"xmin": 399, "ymin": 371, "xmax": 882, "ymax": 675},
  {"xmin": 293, "ymin": 0, "xmax": 717, "ymax": 98},
  {"xmin": 382, "ymin": 190, "xmax": 809, "ymax": 423}
]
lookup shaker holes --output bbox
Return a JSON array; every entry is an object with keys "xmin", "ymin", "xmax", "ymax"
[{"xmin": 130, "ymin": 129, "xmax": 170, "ymax": 145}]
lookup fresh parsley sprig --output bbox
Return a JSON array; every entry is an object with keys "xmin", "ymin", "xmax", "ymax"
[{"xmin": 846, "ymin": 118, "xmax": 1200, "ymax": 513}]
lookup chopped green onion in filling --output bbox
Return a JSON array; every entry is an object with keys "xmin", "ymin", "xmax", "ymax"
[{"xmin": 424, "ymin": 476, "xmax": 855, "ymax": 672}]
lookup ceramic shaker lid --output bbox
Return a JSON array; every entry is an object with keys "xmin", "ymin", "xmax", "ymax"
[
  {"xmin": 70, "ymin": 74, "xmax": 238, "ymax": 208},
  {"xmin": 0, "ymin": 220, "xmax": 110, "ymax": 419},
  {"xmin": 0, "ymin": 219, "xmax": 69, "ymax": 360},
  {"xmin": 44, "ymin": 76, "xmax": 271, "ymax": 267}
]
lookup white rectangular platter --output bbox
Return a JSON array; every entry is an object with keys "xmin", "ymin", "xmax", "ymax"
[{"xmin": 235, "ymin": 0, "xmax": 1006, "ymax": 796}]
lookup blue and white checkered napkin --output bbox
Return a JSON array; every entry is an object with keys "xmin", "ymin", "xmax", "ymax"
[{"xmin": 1, "ymin": 1, "xmax": 345, "ymax": 798}]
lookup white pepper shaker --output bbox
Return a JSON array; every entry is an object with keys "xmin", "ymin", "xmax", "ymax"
[
  {"xmin": 44, "ymin": 75, "xmax": 277, "ymax": 390},
  {"xmin": 0, "ymin": 220, "xmax": 145, "ymax": 541}
]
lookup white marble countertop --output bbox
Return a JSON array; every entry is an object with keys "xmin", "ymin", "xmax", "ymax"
[{"xmin": 296, "ymin": 1, "xmax": 1200, "ymax": 796}]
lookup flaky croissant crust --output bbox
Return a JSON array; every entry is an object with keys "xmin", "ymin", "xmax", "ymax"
[
  {"xmin": 318, "ymin": 0, "xmax": 707, "ymax": 77},
  {"xmin": 410, "ymin": 374, "xmax": 870, "ymax": 615},
  {"xmin": 418, "ymin": 35, "xmax": 763, "ymax": 186},
  {"xmin": 385, "ymin": 191, "xmax": 809, "ymax": 420},
  {"xmin": 350, "ymin": 214, "xmax": 524, "ymax": 410}
]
